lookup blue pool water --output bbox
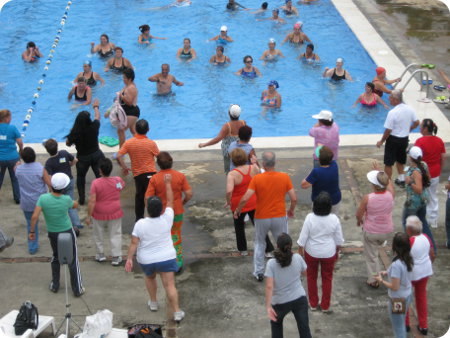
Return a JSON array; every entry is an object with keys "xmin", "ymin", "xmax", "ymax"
[{"xmin": 0, "ymin": 0, "xmax": 387, "ymax": 143}]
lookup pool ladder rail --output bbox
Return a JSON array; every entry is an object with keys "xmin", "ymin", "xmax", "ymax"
[{"xmin": 393, "ymin": 63, "xmax": 431, "ymax": 103}]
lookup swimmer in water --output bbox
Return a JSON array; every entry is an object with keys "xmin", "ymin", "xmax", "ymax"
[
  {"xmin": 260, "ymin": 38, "xmax": 285, "ymax": 63},
  {"xmin": 236, "ymin": 55, "xmax": 261, "ymax": 78},
  {"xmin": 281, "ymin": 22, "xmax": 311, "ymax": 45},
  {"xmin": 261, "ymin": 80, "xmax": 282, "ymax": 109},
  {"xmin": 323, "ymin": 58, "xmax": 353, "ymax": 81},
  {"xmin": 22, "ymin": 42, "xmax": 43, "ymax": 62},
  {"xmin": 105, "ymin": 47, "xmax": 133, "ymax": 73},
  {"xmin": 227, "ymin": 0, "xmax": 246, "ymax": 10},
  {"xmin": 176, "ymin": 38, "xmax": 197, "ymax": 62},
  {"xmin": 147, "ymin": 0, "xmax": 192, "ymax": 10},
  {"xmin": 281, "ymin": 0, "xmax": 299, "ymax": 16},
  {"xmin": 250, "ymin": 2, "xmax": 268, "ymax": 14},
  {"xmin": 74, "ymin": 61, "xmax": 105, "ymax": 87},
  {"xmin": 210, "ymin": 46, "xmax": 231, "ymax": 65},
  {"xmin": 68, "ymin": 77, "xmax": 92, "ymax": 106},
  {"xmin": 353, "ymin": 82, "xmax": 389, "ymax": 109},
  {"xmin": 210, "ymin": 26, "xmax": 233, "ymax": 44},
  {"xmin": 258, "ymin": 8, "xmax": 286, "ymax": 23},
  {"xmin": 138, "ymin": 24, "xmax": 167, "ymax": 44},
  {"xmin": 148, "ymin": 64, "xmax": 184, "ymax": 95},
  {"xmin": 90, "ymin": 34, "xmax": 116, "ymax": 58},
  {"xmin": 298, "ymin": 43, "xmax": 320, "ymax": 62},
  {"xmin": 373, "ymin": 67, "xmax": 401, "ymax": 97}
]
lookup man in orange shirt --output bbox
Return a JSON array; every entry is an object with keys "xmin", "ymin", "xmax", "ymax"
[
  {"xmin": 117, "ymin": 120, "xmax": 159, "ymax": 221},
  {"xmin": 145, "ymin": 152, "xmax": 193, "ymax": 271},
  {"xmin": 235, "ymin": 151, "xmax": 297, "ymax": 281}
]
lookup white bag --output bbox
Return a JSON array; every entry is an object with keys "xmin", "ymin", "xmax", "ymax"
[{"xmin": 78, "ymin": 309, "xmax": 113, "ymax": 338}]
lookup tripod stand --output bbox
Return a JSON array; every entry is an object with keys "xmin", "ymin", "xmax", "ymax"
[{"xmin": 54, "ymin": 233, "xmax": 82, "ymax": 338}]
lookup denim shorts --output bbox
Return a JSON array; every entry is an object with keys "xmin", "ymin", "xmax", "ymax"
[{"xmin": 140, "ymin": 259, "xmax": 178, "ymax": 276}]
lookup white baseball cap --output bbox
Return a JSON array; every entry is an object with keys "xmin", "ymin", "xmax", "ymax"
[
  {"xmin": 221, "ymin": 25, "xmax": 228, "ymax": 32},
  {"xmin": 229, "ymin": 104, "xmax": 241, "ymax": 118},
  {"xmin": 312, "ymin": 110, "xmax": 333, "ymax": 121},
  {"xmin": 51, "ymin": 173, "xmax": 70, "ymax": 190},
  {"xmin": 367, "ymin": 170, "xmax": 385, "ymax": 188},
  {"xmin": 408, "ymin": 146, "xmax": 423, "ymax": 160}
]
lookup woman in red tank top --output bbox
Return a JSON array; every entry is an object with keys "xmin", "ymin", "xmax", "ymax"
[{"xmin": 225, "ymin": 148, "xmax": 274, "ymax": 255}]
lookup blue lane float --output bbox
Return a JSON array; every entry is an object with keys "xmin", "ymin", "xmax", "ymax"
[{"xmin": 20, "ymin": 0, "xmax": 74, "ymax": 138}]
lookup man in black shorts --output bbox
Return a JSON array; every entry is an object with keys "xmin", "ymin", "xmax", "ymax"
[{"xmin": 376, "ymin": 90, "xmax": 419, "ymax": 187}]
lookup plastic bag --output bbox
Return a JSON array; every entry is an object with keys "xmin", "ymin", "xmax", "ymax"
[{"xmin": 78, "ymin": 309, "xmax": 113, "ymax": 338}]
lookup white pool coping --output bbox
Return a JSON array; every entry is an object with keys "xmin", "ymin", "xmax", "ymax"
[{"xmin": 27, "ymin": 0, "xmax": 450, "ymax": 154}]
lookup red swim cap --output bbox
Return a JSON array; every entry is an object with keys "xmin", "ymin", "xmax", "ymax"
[{"xmin": 376, "ymin": 67, "xmax": 386, "ymax": 75}]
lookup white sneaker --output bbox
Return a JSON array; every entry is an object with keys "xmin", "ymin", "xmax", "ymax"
[
  {"xmin": 240, "ymin": 250, "xmax": 248, "ymax": 256},
  {"xmin": 429, "ymin": 219, "xmax": 438, "ymax": 228},
  {"xmin": 95, "ymin": 253, "xmax": 106, "ymax": 262},
  {"xmin": 148, "ymin": 300, "xmax": 158, "ymax": 311},
  {"xmin": 111, "ymin": 256, "xmax": 123, "ymax": 266},
  {"xmin": 174, "ymin": 310, "xmax": 185, "ymax": 322}
]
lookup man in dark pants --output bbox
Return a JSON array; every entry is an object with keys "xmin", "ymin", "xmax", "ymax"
[
  {"xmin": 29, "ymin": 173, "xmax": 84, "ymax": 296},
  {"xmin": 117, "ymin": 119, "xmax": 160, "ymax": 221},
  {"xmin": 376, "ymin": 89, "xmax": 420, "ymax": 187}
]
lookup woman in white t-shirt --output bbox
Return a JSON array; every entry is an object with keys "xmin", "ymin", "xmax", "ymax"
[
  {"xmin": 405, "ymin": 216, "xmax": 435, "ymax": 336},
  {"xmin": 125, "ymin": 174, "xmax": 185, "ymax": 323},
  {"xmin": 265, "ymin": 233, "xmax": 311, "ymax": 338}
]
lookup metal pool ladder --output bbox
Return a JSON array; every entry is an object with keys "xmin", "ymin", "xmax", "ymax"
[{"xmin": 393, "ymin": 63, "xmax": 431, "ymax": 103}]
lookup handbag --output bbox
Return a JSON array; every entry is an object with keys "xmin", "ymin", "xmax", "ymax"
[
  {"xmin": 390, "ymin": 298, "xmax": 406, "ymax": 314},
  {"xmin": 128, "ymin": 324, "xmax": 163, "ymax": 338}
]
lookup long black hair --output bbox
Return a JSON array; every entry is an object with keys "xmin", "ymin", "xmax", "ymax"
[
  {"xmin": 66, "ymin": 111, "xmax": 93, "ymax": 145},
  {"xmin": 274, "ymin": 233, "xmax": 293, "ymax": 267},
  {"xmin": 392, "ymin": 232, "xmax": 413, "ymax": 272},
  {"xmin": 422, "ymin": 118, "xmax": 437, "ymax": 135},
  {"xmin": 411, "ymin": 156, "xmax": 431, "ymax": 188}
]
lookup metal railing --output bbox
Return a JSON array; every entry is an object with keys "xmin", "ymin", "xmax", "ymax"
[{"xmin": 393, "ymin": 63, "xmax": 431, "ymax": 103}]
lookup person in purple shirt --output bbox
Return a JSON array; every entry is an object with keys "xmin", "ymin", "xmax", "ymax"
[{"xmin": 309, "ymin": 110, "xmax": 339, "ymax": 168}]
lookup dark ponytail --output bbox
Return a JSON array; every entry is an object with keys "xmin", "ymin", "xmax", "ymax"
[
  {"xmin": 422, "ymin": 118, "xmax": 437, "ymax": 135},
  {"xmin": 392, "ymin": 232, "xmax": 413, "ymax": 272},
  {"xmin": 139, "ymin": 24, "xmax": 150, "ymax": 33},
  {"xmin": 411, "ymin": 156, "xmax": 430, "ymax": 188},
  {"xmin": 274, "ymin": 233, "xmax": 293, "ymax": 267}
]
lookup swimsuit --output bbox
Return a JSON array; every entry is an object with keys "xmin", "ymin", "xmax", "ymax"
[
  {"xmin": 141, "ymin": 35, "xmax": 152, "ymax": 43},
  {"xmin": 331, "ymin": 68, "xmax": 346, "ymax": 81},
  {"xmin": 98, "ymin": 47, "xmax": 114, "ymax": 58},
  {"xmin": 83, "ymin": 72, "xmax": 96, "ymax": 87},
  {"xmin": 361, "ymin": 94, "xmax": 377, "ymax": 106},
  {"xmin": 74, "ymin": 86, "xmax": 88, "ymax": 102},
  {"xmin": 30, "ymin": 54, "xmax": 40, "ymax": 62},
  {"xmin": 289, "ymin": 34, "xmax": 304, "ymax": 44},
  {"xmin": 217, "ymin": 37, "xmax": 228, "ymax": 45},
  {"xmin": 372, "ymin": 80, "xmax": 384, "ymax": 97},
  {"xmin": 180, "ymin": 49, "xmax": 192, "ymax": 59},
  {"xmin": 301, "ymin": 53, "xmax": 317, "ymax": 62},
  {"xmin": 213, "ymin": 56, "xmax": 227, "ymax": 65},
  {"xmin": 110, "ymin": 58, "xmax": 127, "ymax": 73},
  {"xmin": 262, "ymin": 94, "xmax": 277, "ymax": 107},
  {"xmin": 241, "ymin": 67, "xmax": 257, "ymax": 79},
  {"xmin": 120, "ymin": 91, "xmax": 140, "ymax": 117}
]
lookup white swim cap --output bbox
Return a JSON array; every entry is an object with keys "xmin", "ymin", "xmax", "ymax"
[
  {"xmin": 336, "ymin": 57, "xmax": 344, "ymax": 63},
  {"xmin": 221, "ymin": 25, "xmax": 228, "ymax": 32},
  {"xmin": 229, "ymin": 104, "xmax": 241, "ymax": 118},
  {"xmin": 269, "ymin": 38, "xmax": 276, "ymax": 44}
]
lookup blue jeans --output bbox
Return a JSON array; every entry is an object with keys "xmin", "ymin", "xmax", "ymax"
[
  {"xmin": 402, "ymin": 205, "xmax": 436, "ymax": 253},
  {"xmin": 23, "ymin": 210, "xmax": 39, "ymax": 254},
  {"xmin": 445, "ymin": 197, "xmax": 450, "ymax": 248},
  {"xmin": 0, "ymin": 158, "xmax": 20, "ymax": 202},
  {"xmin": 388, "ymin": 294, "xmax": 412, "ymax": 338},
  {"xmin": 65, "ymin": 179, "xmax": 81, "ymax": 227}
]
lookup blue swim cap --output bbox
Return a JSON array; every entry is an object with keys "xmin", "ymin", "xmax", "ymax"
[
  {"xmin": 285, "ymin": 0, "xmax": 291, "ymax": 3},
  {"xmin": 84, "ymin": 60, "xmax": 92, "ymax": 66},
  {"xmin": 272, "ymin": 8, "xmax": 279, "ymax": 13},
  {"xmin": 268, "ymin": 80, "xmax": 279, "ymax": 88}
]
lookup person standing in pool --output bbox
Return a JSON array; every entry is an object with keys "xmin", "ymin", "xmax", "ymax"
[
  {"xmin": 280, "ymin": 0, "xmax": 299, "ymax": 16},
  {"xmin": 323, "ymin": 58, "xmax": 353, "ymax": 81},
  {"xmin": 90, "ymin": 34, "xmax": 116, "ymax": 58},
  {"xmin": 105, "ymin": 47, "xmax": 133, "ymax": 73},
  {"xmin": 250, "ymin": 2, "xmax": 268, "ymax": 14},
  {"xmin": 176, "ymin": 38, "xmax": 197, "ymax": 62},
  {"xmin": 117, "ymin": 68, "xmax": 140, "ymax": 147},
  {"xmin": 74, "ymin": 61, "xmax": 104, "ymax": 87},
  {"xmin": 22, "ymin": 42, "xmax": 43, "ymax": 62},
  {"xmin": 261, "ymin": 81, "xmax": 282, "ymax": 109},
  {"xmin": 260, "ymin": 38, "xmax": 284, "ymax": 63},
  {"xmin": 227, "ymin": 0, "xmax": 246, "ymax": 10},
  {"xmin": 68, "ymin": 77, "xmax": 92, "ymax": 106},
  {"xmin": 210, "ymin": 46, "xmax": 231, "ymax": 66},
  {"xmin": 353, "ymin": 82, "xmax": 389, "ymax": 109},
  {"xmin": 299, "ymin": 43, "xmax": 320, "ymax": 62},
  {"xmin": 210, "ymin": 26, "xmax": 233, "ymax": 45},
  {"xmin": 373, "ymin": 67, "xmax": 401, "ymax": 97},
  {"xmin": 258, "ymin": 9, "xmax": 286, "ymax": 23},
  {"xmin": 148, "ymin": 64, "xmax": 184, "ymax": 96},
  {"xmin": 236, "ymin": 56, "xmax": 262, "ymax": 79},
  {"xmin": 281, "ymin": 22, "xmax": 310, "ymax": 46},
  {"xmin": 138, "ymin": 25, "xmax": 167, "ymax": 44}
]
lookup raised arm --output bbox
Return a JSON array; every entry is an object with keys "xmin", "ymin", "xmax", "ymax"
[{"xmin": 148, "ymin": 73, "xmax": 160, "ymax": 82}]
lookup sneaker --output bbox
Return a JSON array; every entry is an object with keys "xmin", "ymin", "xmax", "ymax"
[
  {"xmin": 174, "ymin": 310, "xmax": 185, "ymax": 323},
  {"xmin": 394, "ymin": 179, "xmax": 405, "ymax": 188},
  {"xmin": 429, "ymin": 219, "xmax": 438, "ymax": 229},
  {"xmin": 309, "ymin": 305, "xmax": 319, "ymax": 311},
  {"xmin": 265, "ymin": 252, "xmax": 274, "ymax": 258},
  {"xmin": 49, "ymin": 282, "xmax": 59, "ymax": 293},
  {"xmin": 111, "ymin": 256, "xmax": 123, "ymax": 266},
  {"xmin": 240, "ymin": 250, "xmax": 248, "ymax": 256},
  {"xmin": 147, "ymin": 300, "xmax": 159, "ymax": 312},
  {"xmin": 95, "ymin": 253, "xmax": 106, "ymax": 262},
  {"xmin": 417, "ymin": 326, "xmax": 428, "ymax": 335},
  {"xmin": 74, "ymin": 286, "xmax": 85, "ymax": 297},
  {"xmin": 321, "ymin": 308, "xmax": 333, "ymax": 314},
  {"xmin": 255, "ymin": 273, "xmax": 264, "ymax": 282}
]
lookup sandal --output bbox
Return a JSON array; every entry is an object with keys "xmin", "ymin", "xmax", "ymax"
[
  {"xmin": 367, "ymin": 281, "xmax": 380, "ymax": 289},
  {"xmin": 434, "ymin": 85, "xmax": 446, "ymax": 91},
  {"xmin": 421, "ymin": 64, "xmax": 436, "ymax": 69}
]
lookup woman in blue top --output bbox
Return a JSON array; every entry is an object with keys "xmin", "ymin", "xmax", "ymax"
[
  {"xmin": 261, "ymin": 81, "xmax": 282, "ymax": 109},
  {"xmin": 0, "ymin": 109, "xmax": 23, "ymax": 204},
  {"xmin": 236, "ymin": 56, "xmax": 261, "ymax": 79},
  {"xmin": 375, "ymin": 232, "xmax": 413, "ymax": 338},
  {"xmin": 138, "ymin": 24, "xmax": 167, "ymax": 44},
  {"xmin": 301, "ymin": 146, "xmax": 341, "ymax": 215},
  {"xmin": 209, "ymin": 26, "xmax": 233, "ymax": 45}
]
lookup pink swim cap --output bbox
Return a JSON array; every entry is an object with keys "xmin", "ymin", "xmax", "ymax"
[
  {"xmin": 294, "ymin": 22, "xmax": 302, "ymax": 29},
  {"xmin": 376, "ymin": 67, "xmax": 386, "ymax": 75}
]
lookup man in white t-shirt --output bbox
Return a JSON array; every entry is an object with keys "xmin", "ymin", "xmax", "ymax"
[
  {"xmin": 125, "ymin": 174, "xmax": 185, "ymax": 323},
  {"xmin": 376, "ymin": 90, "xmax": 419, "ymax": 187}
]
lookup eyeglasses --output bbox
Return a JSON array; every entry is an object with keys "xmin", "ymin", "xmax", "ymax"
[{"xmin": 245, "ymin": 60, "xmax": 253, "ymax": 63}]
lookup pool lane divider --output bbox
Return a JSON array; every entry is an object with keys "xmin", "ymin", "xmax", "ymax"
[{"xmin": 21, "ymin": 0, "xmax": 74, "ymax": 139}]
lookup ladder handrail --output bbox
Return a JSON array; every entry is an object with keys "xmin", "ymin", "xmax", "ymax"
[
  {"xmin": 400, "ymin": 69, "xmax": 431, "ymax": 99},
  {"xmin": 393, "ymin": 63, "xmax": 421, "ymax": 89}
]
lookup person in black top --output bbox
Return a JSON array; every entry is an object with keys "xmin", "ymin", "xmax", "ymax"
[
  {"xmin": 227, "ymin": 0, "xmax": 246, "ymax": 10},
  {"xmin": 44, "ymin": 138, "xmax": 83, "ymax": 230},
  {"xmin": 74, "ymin": 61, "xmax": 105, "ymax": 87},
  {"xmin": 65, "ymin": 98, "xmax": 105, "ymax": 205},
  {"xmin": 68, "ymin": 77, "xmax": 92, "ymax": 106}
]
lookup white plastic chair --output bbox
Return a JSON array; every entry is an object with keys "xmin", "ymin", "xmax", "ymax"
[{"xmin": 0, "ymin": 310, "xmax": 56, "ymax": 338}]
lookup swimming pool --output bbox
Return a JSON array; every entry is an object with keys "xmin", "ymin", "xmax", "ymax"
[{"xmin": 0, "ymin": 0, "xmax": 385, "ymax": 143}]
